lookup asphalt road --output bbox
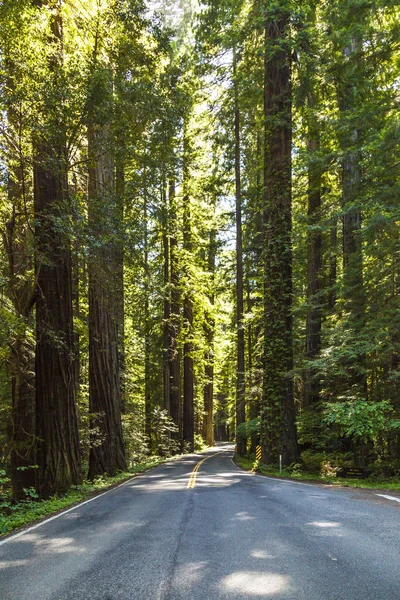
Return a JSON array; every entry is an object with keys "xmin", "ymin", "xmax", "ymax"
[{"xmin": 1, "ymin": 445, "xmax": 400, "ymax": 600}]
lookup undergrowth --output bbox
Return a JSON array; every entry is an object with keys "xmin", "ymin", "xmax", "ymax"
[
  {"xmin": 0, "ymin": 456, "xmax": 167, "ymax": 537},
  {"xmin": 234, "ymin": 454, "xmax": 400, "ymax": 491}
]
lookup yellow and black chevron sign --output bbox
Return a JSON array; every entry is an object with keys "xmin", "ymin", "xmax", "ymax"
[{"xmin": 256, "ymin": 445, "xmax": 262, "ymax": 461}]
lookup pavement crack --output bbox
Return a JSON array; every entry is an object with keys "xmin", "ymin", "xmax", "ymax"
[{"xmin": 161, "ymin": 490, "xmax": 195, "ymax": 600}]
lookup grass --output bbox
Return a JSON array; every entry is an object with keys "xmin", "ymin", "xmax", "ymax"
[
  {"xmin": 0, "ymin": 456, "xmax": 168, "ymax": 537},
  {"xmin": 234, "ymin": 454, "xmax": 400, "ymax": 491}
]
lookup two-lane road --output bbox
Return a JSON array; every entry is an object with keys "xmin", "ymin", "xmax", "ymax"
[{"xmin": 1, "ymin": 445, "xmax": 400, "ymax": 599}]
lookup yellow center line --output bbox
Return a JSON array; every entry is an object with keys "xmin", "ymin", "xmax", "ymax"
[{"xmin": 187, "ymin": 452, "xmax": 222, "ymax": 489}]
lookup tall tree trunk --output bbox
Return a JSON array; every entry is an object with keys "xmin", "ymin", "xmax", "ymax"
[
  {"xmin": 203, "ymin": 218, "xmax": 217, "ymax": 447},
  {"xmin": 249, "ymin": 130, "xmax": 263, "ymax": 454},
  {"xmin": 3, "ymin": 64, "xmax": 36, "ymax": 500},
  {"xmin": 304, "ymin": 118, "xmax": 323, "ymax": 408},
  {"xmin": 87, "ymin": 122, "xmax": 126, "ymax": 478},
  {"xmin": 262, "ymin": 7, "xmax": 298, "ymax": 466},
  {"xmin": 233, "ymin": 49, "xmax": 246, "ymax": 456},
  {"xmin": 115, "ymin": 143, "xmax": 126, "ymax": 413},
  {"xmin": 144, "ymin": 179, "xmax": 151, "ymax": 440},
  {"xmin": 339, "ymin": 37, "xmax": 366, "ymax": 395},
  {"xmin": 328, "ymin": 223, "xmax": 337, "ymax": 311},
  {"xmin": 169, "ymin": 178, "xmax": 181, "ymax": 436},
  {"xmin": 162, "ymin": 181, "xmax": 171, "ymax": 416},
  {"xmin": 183, "ymin": 181, "xmax": 194, "ymax": 451},
  {"xmin": 33, "ymin": 5, "xmax": 81, "ymax": 498}
]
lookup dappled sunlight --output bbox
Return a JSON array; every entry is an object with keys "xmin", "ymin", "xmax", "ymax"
[
  {"xmin": 0, "ymin": 559, "xmax": 28, "ymax": 570},
  {"xmin": 34, "ymin": 536, "xmax": 85, "ymax": 555},
  {"xmin": 13, "ymin": 533, "xmax": 40, "ymax": 544},
  {"xmin": 174, "ymin": 561, "xmax": 208, "ymax": 587},
  {"xmin": 306, "ymin": 521, "xmax": 345, "ymax": 538},
  {"xmin": 251, "ymin": 550, "xmax": 276, "ymax": 560},
  {"xmin": 195, "ymin": 475, "xmax": 242, "ymax": 488},
  {"xmin": 220, "ymin": 571, "xmax": 290, "ymax": 596},
  {"xmin": 307, "ymin": 521, "xmax": 341, "ymax": 528},
  {"xmin": 232, "ymin": 511, "xmax": 256, "ymax": 522}
]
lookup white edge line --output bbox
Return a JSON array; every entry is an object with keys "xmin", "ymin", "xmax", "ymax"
[
  {"xmin": 376, "ymin": 494, "xmax": 400, "ymax": 503},
  {"xmin": 0, "ymin": 476, "xmax": 137, "ymax": 547},
  {"xmin": 232, "ymin": 457, "xmax": 400, "ymax": 496},
  {"xmin": 0, "ymin": 450, "xmax": 223, "ymax": 547},
  {"xmin": 231, "ymin": 457, "xmax": 323, "ymax": 488}
]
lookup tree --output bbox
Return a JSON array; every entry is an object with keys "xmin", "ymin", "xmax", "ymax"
[
  {"xmin": 33, "ymin": 1, "xmax": 81, "ymax": 497},
  {"xmin": 86, "ymin": 13, "xmax": 126, "ymax": 477},
  {"xmin": 261, "ymin": 0, "xmax": 298, "ymax": 465}
]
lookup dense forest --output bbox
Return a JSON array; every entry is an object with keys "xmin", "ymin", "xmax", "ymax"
[{"xmin": 0, "ymin": 0, "xmax": 399, "ymax": 502}]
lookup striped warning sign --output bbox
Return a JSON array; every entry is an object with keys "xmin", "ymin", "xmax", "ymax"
[{"xmin": 256, "ymin": 445, "xmax": 262, "ymax": 461}]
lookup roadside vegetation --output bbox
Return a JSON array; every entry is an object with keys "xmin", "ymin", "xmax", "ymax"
[{"xmin": 235, "ymin": 454, "xmax": 400, "ymax": 492}]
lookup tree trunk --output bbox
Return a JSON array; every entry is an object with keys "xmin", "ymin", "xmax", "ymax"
[
  {"xmin": 339, "ymin": 37, "xmax": 367, "ymax": 395},
  {"xmin": 304, "ymin": 119, "xmax": 323, "ymax": 408},
  {"xmin": 144, "ymin": 180, "xmax": 151, "ymax": 440},
  {"xmin": 262, "ymin": 7, "xmax": 298, "ymax": 466},
  {"xmin": 33, "ymin": 6, "xmax": 81, "ymax": 498},
  {"xmin": 115, "ymin": 145, "xmax": 126, "ymax": 413},
  {"xmin": 328, "ymin": 223, "xmax": 337, "ymax": 311},
  {"xmin": 3, "ymin": 64, "xmax": 36, "ymax": 500},
  {"xmin": 87, "ymin": 122, "xmax": 126, "ymax": 478},
  {"xmin": 169, "ymin": 178, "xmax": 181, "ymax": 436},
  {"xmin": 233, "ymin": 49, "xmax": 246, "ymax": 456},
  {"xmin": 203, "ymin": 220, "xmax": 217, "ymax": 447},
  {"xmin": 162, "ymin": 181, "xmax": 171, "ymax": 416},
  {"xmin": 183, "ymin": 180, "xmax": 194, "ymax": 451}
]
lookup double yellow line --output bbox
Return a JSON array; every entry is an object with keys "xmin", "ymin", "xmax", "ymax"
[{"xmin": 187, "ymin": 452, "xmax": 221, "ymax": 489}]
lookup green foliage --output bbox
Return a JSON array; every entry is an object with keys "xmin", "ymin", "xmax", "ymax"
[
  {"xmin": 236, "ymin": 417, "xmax": 260, "ymax": 441},
  {"xmin": 194, "ymin": 434, "xmax": 207, "ymax": 452},
  {"xmin": 324, "ymin": 400, "xmax": 400, "ymax": 442},
  {"xmin": 1, "ymin": 456, "xmax": 169, "ymax": 536},
  {"xmin": 150, "ymin": 407, "xmax": 180, "ymax": 457}
]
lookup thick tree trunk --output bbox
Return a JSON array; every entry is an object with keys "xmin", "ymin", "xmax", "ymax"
[
  {"xmin": 3, "ymin": 78, "xmax": 36, "ymax": 499},
  {"xmin": 233, "ymin": 49, "xmax": 246, "ymax": 456},
  {"xmin": 144, "ymin": 185, "xmax": 151, "ymax": 440},
  {"xmin": 304, "ymin": 119, "xmax": 323, "ymax": 408},
  {"xmin": 169, "ymin": 179, "xmax": 181, "ymax": 436},
  {"xmin": 328, "ymin": 223, "xmax": 337, "ymax": 311},
  {"xmin": 183, "ymin": 185, "xmax": 194, "ymax": 451},
  {"xmin": 203, "ymin": 222, "xmax": 217, "ymax": 447},
  {"xmin": 183, "ymin": 294, "xmax": 194, "ymax": 450},
  {"xmin": 162, "ymin": 185, "xmax": 171, "ymax": 416},
  {"xmin": 87, "ymin": 122, "xmax": 126, "ymax": 478},
  {"xmin": 33, "ymin": 7, "xmax": 81, "ymax": 498},
  {"xmin": 262, "ymin": 8, "xmax": 298, "ymax": 466},
  {"xmin": 115, "ymin": 147, "xmax": 126, "ymax": 413},
  {"xmin": 9, "ymin": 340, "xmax": 35, "ymax": 499},
  {"xmin": 339, "ymin": 37, "xmax": 366, "ymax": 395}
]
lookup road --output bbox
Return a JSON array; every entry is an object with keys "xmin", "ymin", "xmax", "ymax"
[{"xmin": 1, "ymin": 445, "xmax": 400, "ymax": 599}]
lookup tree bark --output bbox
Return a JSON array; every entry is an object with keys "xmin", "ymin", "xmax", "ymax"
[
  {"xmin": 233, "ymin": 49, "xmax": 246, "ymax": 456},
  {"xmin": 144, "ymin": 178, "xmax": 151, "ymax": 440},
  {"xmin": 115, "ymin": 144, "xmax": 126, "ymax": 413},
  {"xmin": 162, "ymin": 181, "xmax": 171, "ymax": 416},
  {"xmin": 262, "ymin": 7, "xmax": 298, "ymax": 466},
  {"xmin": 87, "ymin": 121, "xmax": 126, "ymax": 478},
  {"xmin": 3, "ymin": 62, "xmax": 36, "ymax": 500},
  {"xmin": 203, "ymin": 219, "xmax": 217, "ymax": 447},
  {"xmin": 33, "ymin": 5, "xmax": 81, "ymax": 498},
  {"xmin": 183, "ymin": 180, "xmax": 194, "ymax": 451},
  {"xmin": 304, "ymin": 118, "xmax": 323, "ymax": 408},
  {"xmin": 169, "ymin": 178, "xmax": 181, "ymax": 436},
  {"xmin": 338, "ymin": 37, "xmax": 367, "ymax": 395}
]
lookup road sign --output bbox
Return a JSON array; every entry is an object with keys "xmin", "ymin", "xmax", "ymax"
[{"xmin": 256, "ymin": 445, "xmax": 262, "ymax": 461}]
